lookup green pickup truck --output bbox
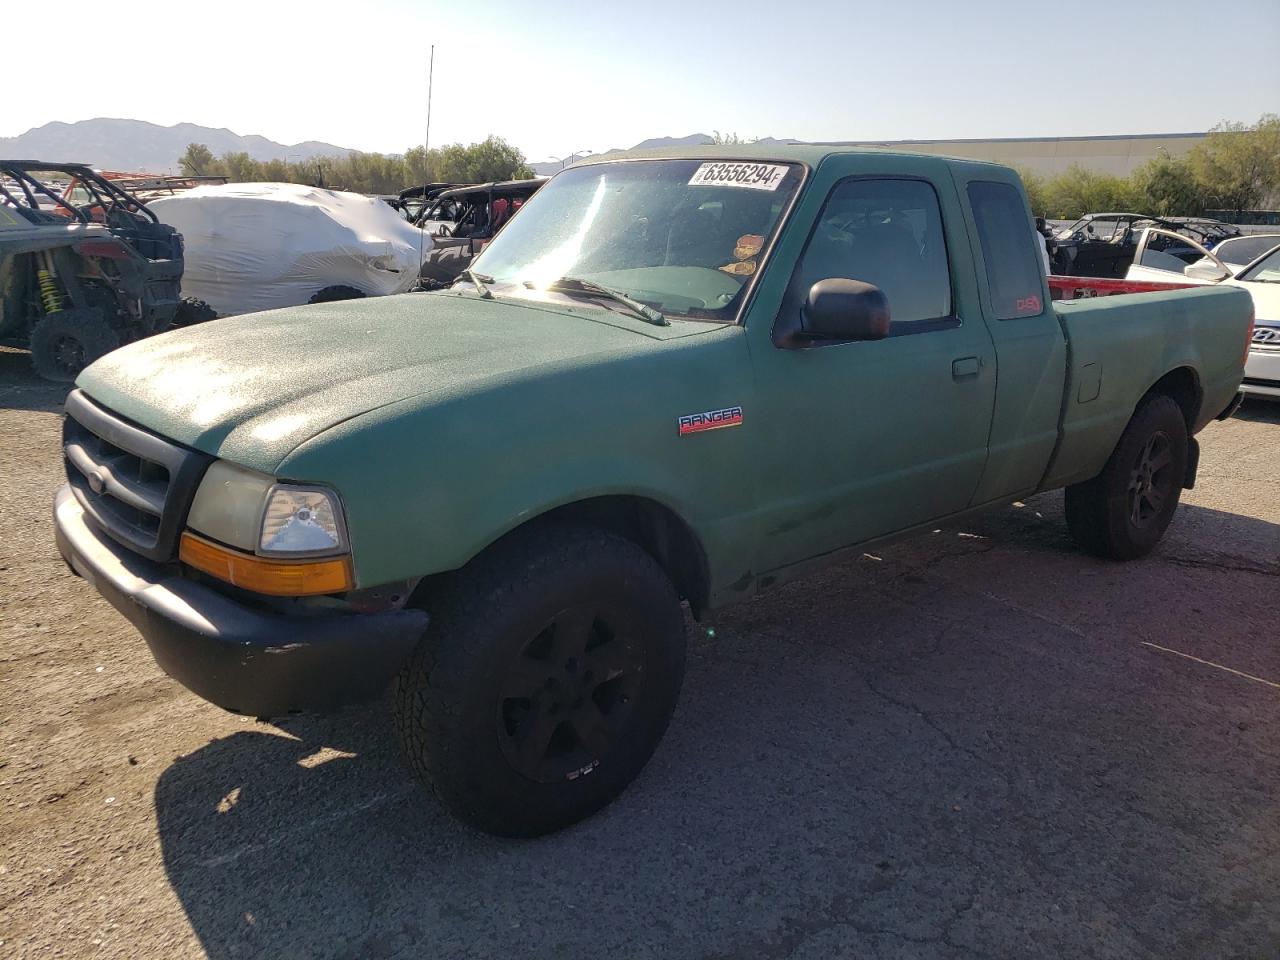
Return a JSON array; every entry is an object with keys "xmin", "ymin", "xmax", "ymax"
[{"xmin": 54, "ymin": 147, "xmax": 1253, "ymax": 836}]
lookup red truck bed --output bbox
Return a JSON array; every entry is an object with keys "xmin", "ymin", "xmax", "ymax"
[{"xmin": 1048, "ymin": 275, "xmax": 1197, "ymax": 300}]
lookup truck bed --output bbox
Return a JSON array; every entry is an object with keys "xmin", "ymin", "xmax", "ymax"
[{"xmin": 1041, "ymin": 284, "xmax": 1254, "ymax": 490}]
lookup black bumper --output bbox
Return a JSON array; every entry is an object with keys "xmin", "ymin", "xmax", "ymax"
[{"xmin": 54, "ymin": 485, "xmax": 428, "ymax": 717}]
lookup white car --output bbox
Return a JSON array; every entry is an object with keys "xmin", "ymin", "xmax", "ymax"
[
  {"xmin": 150, "ymin": 183, "xmax": 429, "ymax": 316},
  {"xmin": 1127, "ymin": 228, "xmax": 1280, "ymax": 400},
  {"xmin": 1189, "ymin": 233, "xmax": 1280, "ymax": 275}
]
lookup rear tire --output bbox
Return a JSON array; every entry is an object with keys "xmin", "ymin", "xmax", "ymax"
[
  {"xmin": 29, "ymin": 309, "xmax": 120, "ymax": 382},
  {"xmin": 1065, "ymin": 393, "xmax": 1188, "ymax": 560},
  {"xmin": 394, "ymin": 524, "xmax": 686, "ymax": 837},
  {"xmin": 307, "ymin": 285, "xmax": 366, "ymax": 304}
]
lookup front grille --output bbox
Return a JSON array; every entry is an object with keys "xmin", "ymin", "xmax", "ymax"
[{"xmin": 63, "ymin": 390, "xmax": 212, "ymax": 562}]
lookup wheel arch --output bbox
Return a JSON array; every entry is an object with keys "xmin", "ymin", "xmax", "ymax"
[
  {"xmin": 412, "ymin": 493, "xmax": 712, "ymax": 619},
  {"xmin": 1144, "ymin": 365, "xmax": 1202, "ymax": 432}
]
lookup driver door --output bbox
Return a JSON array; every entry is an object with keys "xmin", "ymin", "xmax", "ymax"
[
  {"xmin": 1126, "ymin": 228, "xmax": 1230, "ymax": 284},
  {"xmin": 745, "ymin": 162, "xmax": 997, "ymax": 573}
]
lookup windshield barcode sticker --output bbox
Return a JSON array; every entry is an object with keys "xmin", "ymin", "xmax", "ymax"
[{"xmin": 688, "ymin": 162, "xmax": 789, "ymax": 191}]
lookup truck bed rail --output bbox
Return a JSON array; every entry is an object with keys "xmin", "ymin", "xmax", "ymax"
[{"xmin": 1048, "ymin": 275, "xmax": 1197, "ymax": 300}]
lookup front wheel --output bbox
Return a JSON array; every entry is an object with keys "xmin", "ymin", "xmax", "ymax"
[
  {"xmin": 1065, "ymin": 393, "xmax": 1188, "ymax": 560},
  {"xmin": 394, "ymin": 524, "xmax": 686, "ymax": 837}
]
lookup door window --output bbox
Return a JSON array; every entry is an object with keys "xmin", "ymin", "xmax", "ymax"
[
  {"xmin": 787, "ymin": 178, "xmax": 952, "ymax": 331},
  {"xmin": 967, "ymin": 181, "xmax": 1045, "ymax": 319}
]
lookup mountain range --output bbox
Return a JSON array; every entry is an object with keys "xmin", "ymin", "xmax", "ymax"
[
  {"xmin": 0, "ymin": 119, "xmax": 353, "ymax": 173},
  {"xmin": 1, "ymin": 120, "xmax": 800, "ymax": 176}
]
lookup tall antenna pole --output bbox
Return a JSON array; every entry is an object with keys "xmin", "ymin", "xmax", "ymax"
[
  {"xmin": 416, "ymin": 44, "xmax": 436, "ymax": 283},
  {"xmin": 425, "ymin": 45, "xmax": 435, "ymax": 155}
]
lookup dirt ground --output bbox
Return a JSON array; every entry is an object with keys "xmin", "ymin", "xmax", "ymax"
[{"xmin": 2, "ymin": 344, "xmax": 1278, "ymax": 959}]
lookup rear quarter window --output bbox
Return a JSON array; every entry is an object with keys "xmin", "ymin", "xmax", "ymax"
[{"xmin": 968, "ymin": 181, "xmax": 1044, "ymax": 320}]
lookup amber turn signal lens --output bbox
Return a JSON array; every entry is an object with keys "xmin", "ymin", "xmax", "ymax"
[{"xmin": 179, "ymin": 532, "xmax": 353, "ymax": 597}]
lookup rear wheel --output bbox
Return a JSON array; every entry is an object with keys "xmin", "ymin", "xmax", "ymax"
[
  {"xmin": 394, "ymin": 524, "xmax": 686, "ymax": 837},
  {"xmin": 29, "ymin": 309, "xmax": 121, "ymax": 382},
  {"xmin": 307, "ymin": 285, "xmax": 365, "ymax": 304},
  {"xmin": 1065, "ymin": 393, "xmax": 1188, "ymax": 560}
]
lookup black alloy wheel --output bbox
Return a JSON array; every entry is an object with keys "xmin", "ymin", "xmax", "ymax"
[
  {"xmin": 1126, "ymin": 431, "xmax": 1176, "ymax": 529},
  {"xmin": 497, "ymin": 603, "xmax": 645, "ymax": 783}
]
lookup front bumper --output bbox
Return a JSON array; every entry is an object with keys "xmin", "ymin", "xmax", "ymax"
[
  {"xmin": 1241, "ymin": 346, "xmax": 1280, "ymax": 400},
  {"xmin": 54, "ymin": 485, "xmax": 428, "ymax": 717}
]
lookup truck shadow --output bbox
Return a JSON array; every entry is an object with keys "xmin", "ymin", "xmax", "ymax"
[
  {"xmin": 152, "ymin": 499, "xmax": 1280, "ymax": 959},
  {"xmin": 1232, "ymin": 398, "xmax": 1280, "ymax": 425},
  {"xmin": 0, "ymin": 347, "xmax": 69, "ymax": 413}
]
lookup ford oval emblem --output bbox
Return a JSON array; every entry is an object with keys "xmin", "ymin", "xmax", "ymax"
[{"xmin": 87, "ymin": 471, "xmax": 106, "ymax": 495}]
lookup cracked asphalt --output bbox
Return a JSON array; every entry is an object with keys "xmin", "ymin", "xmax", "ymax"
[{"xmin": 2, "ymin": 345, "xmax": 1278, "ymax": 959}]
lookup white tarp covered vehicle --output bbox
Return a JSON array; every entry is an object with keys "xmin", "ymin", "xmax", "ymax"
[{"xmin": 149, "ymin": 182, "xmax": 429, "ymax": 316}]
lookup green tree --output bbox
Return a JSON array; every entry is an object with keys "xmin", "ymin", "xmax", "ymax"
[
  {"xmin": 220, "ymin": 152, "xmax": 260, "ymax": 183},
  {"xmin": 712, "ymin": 131, "xmax": 754, "ymax": 145},
  {"xmin": 179, "ymin": 143, "xmax": 218, "ymax": 177},
  {"xmin": 175, "ymin": 136, "xmax": 528, "ymax": 193},
  {"xmin": 1042, "ymin": 164, "xmax": 1137, "ymax": 219},
  {"xmin": 1187, "ymin": 114, "xmax": 1280, "ymax": 215},
  {"xmin": 1129, "ymin": 152, "xmax": 1209, "ymax": 217},
  {"xmin": 1015, "ymin": 168, "xmax": 1049, "ymax": 216},
  {"xmin": 434, "ymin": 135, "xmax": 534, "ymax": 182},
  {"xmin": 260, "ymin": 159, "xmax": 290, "ymax": 182}
]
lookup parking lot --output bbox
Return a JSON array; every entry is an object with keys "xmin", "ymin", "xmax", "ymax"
[{"xmin": 1, "ymin": 345, "xmax": 1277, "ymax": 960}]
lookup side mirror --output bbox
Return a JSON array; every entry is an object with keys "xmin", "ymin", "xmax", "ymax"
[
  {"xmin": 1184, "ymin": 261, "xmax": 1229, "ymax": 282},
  {"xmin": 800, "ymin": 279, "xmax": 891, "ymax": 341}
]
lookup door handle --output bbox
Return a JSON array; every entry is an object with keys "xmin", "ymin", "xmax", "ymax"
[{"xmin": 952, "ymin": 356, "xmax": 980, "ymax": 380}]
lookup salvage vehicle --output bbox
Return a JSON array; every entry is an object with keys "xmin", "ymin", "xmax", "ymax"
[
  {"xmin": 1126, "ymin": 227, "xmax": 1279, "ymax": 400},
  {"xmin": 1186, "ymin": 233, "xmax": 1280, "ymax": 275},
  {"xmin": 385, "ymin": 182, "xmax": 458, "ymax": 223},
  {"xmin": 149, "ymin": 182, "xmax": 427, "ymax": 315},
  {"xmin": 0, "ymin": 161, "xmax": 212, "ymax": 380},
  {"xmin": 1050, "ymin": 213, "xmax": 1241, "ymax": 278},
  {"xmin": 1052, "ymin": 212, "xmax": 1151, "ymax": 277},
  {"xmin": 53, "ymin": 147, "xmax": 1253, "ymax": 837},
  {"xmin": 415, "ymin": 179, "xmax": 543, "ymax": 288}
]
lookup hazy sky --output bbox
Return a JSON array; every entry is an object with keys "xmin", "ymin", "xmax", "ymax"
[{"xmin": 6, "ymin": 0, "xmax": 1278, "ymax": 163}]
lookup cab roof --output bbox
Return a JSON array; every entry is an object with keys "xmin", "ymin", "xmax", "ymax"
[{"xmin": 575, "ymin": 143, "xmax": 1008, "ymax": 171}]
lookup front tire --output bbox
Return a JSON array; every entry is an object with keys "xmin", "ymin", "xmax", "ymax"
[
  {"xmin": 307, "ymin": 284, "xmax": 366, "ymax": 304},
  {"xmin": 1065, "ymin": 393, "xmax": 1188, "ymax": 560},
  {"xmin": 394, "ymin": 524, "xmax": 686, "ymax": 837}
]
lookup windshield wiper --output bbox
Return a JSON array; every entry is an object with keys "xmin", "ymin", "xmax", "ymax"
[
  {"xmin": 537, "ymin": 276, "xmax": 668, "ymax": 326},
  {"xmin": 458, "ymin": 268, "xmax": 494, "ymax": 299}
]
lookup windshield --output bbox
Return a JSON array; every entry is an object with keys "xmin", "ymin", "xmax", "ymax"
[
  {"xmin": 470, "ymin": 159, "xmax": 803, "ymax": 321},
  {"xmin": 1213, "ymin": 235, "xmax": 1280, "ymax": 266},
  {"xmin": 1239, "ymin": 246, "xmax": 1280, "ymax": 283}
]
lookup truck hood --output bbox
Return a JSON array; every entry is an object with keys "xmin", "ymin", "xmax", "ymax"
[{"xmin": 77, "ymin": 291, "xmax": 713, "ymax": 473}]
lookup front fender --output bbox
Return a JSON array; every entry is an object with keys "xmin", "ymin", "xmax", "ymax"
[{"xmin": 277, "ymin": 328, "xmax": 760, "ymax": 596}]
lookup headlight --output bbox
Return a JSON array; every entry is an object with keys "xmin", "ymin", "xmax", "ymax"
[
  {"xmin": 183, "ymin": 462, "xmax": 353, "ymax": 596},
  {"xmin": 258, "ymin": 485, "xmax": 348, "ymax": 557},
  {"xmin": 186, "ymin": 461, "xmax": 274, "ymax": 551}
]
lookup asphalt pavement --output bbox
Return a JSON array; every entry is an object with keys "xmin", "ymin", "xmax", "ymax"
[{"xmin": 2, "ymin": 348, "xmax": 1277, "ymax": 959}]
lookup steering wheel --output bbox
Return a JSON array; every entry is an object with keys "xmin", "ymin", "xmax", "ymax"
[{"xmin": 436, "ymin": 224, "xmax": 452, "ymax": 238}]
